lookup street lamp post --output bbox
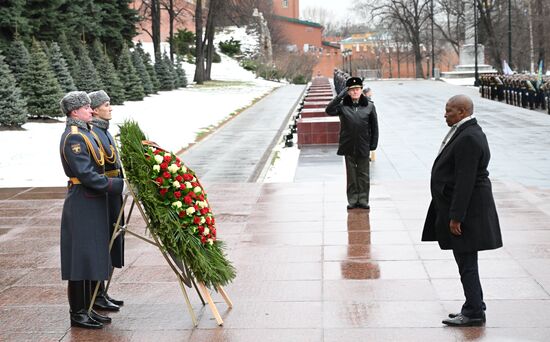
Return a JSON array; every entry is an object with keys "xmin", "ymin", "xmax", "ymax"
[
  {"xmin": 348, "ymin": 50, "xmax": 353, "ymax": 76},
  {"xmin": 431, "ymin": 0, "xmax": 435, "ymax": 78},
  {"xmin": 474, "ymin": 0, "xmax": 480, "ymax": 86},
  {"xmin": 508, "ymin": 0, "xmax": 512, "ymax": 66}
]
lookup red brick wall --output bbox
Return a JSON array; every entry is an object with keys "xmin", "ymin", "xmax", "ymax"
[
  {"xmin": 132, "ymin": 0, "xmax": 200, "ymax": 43},
  {"xmin": 272, "ymin": 0, "xmax": 299, "ymax": 19},
  {"xmin": 277, "ymin": 20, "xmax": 323, "ymax": 51}
]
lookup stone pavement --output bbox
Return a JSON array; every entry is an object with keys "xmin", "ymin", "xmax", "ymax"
[{"xmin": 1, "ymin": 80, "xmax": 550, "ymax": 341}]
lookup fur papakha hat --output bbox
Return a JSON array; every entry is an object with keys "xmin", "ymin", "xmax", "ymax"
[
  {"xmin": 88, "ymin": 90, "xmax": 110, "ymax": 109},
  {"xmin": 60, "ymin": 91, "xmax": 90, "ymax": 116}
]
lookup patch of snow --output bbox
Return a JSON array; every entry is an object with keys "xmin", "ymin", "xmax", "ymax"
[{"xmin": 0, "ymin": 48, "xmax": 282, "ymax": 188}]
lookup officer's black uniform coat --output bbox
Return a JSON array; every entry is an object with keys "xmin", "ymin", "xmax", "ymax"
[
  {"xmin": 59, "ymin": 119, "xmax": 124, "ymax": 280},
  {"xmin": 325, "ymin": 94, "xmax": 379, "ymax": 157},
  {"xmin": 422, "ymin": 118, "xmax": 503, "ymax": 252},
  {"xmin": 91, "ymin": 119, "xmax": 125, "ymax": 268}
]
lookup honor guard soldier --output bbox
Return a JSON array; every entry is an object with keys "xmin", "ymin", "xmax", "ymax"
[
  {"xmin": 59, "ymin": 91, "xmax": 126, "ymax": 329},
  {"xmin": 89, "ymin": 90, "xmax": 125, "ymax": 312}
]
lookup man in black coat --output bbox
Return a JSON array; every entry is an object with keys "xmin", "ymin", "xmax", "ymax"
[
  {"xmin": 59, "ymin": 91, "xmax": 126, "ymax": 329},
  {"xmin": 89, "ymin": 90, "xmax": 125, "ymax": 312},
  {"xmin": 422, "ymin": 95, "xmax": 502, "ymax": 327},
  {"xmin": 326, "ymin": 77, "xmax": 379, "ymax": 210}
]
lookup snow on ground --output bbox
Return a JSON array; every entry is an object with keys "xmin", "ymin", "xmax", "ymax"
[{"xmin": 0, "ymin": 43, "xmax": 281, "ymax": 188}]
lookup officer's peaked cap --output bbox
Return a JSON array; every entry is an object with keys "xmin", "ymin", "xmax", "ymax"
[
  {"xmin": 60, "ymin": 91, "xmax": 91, "ymax": 116},
  {"xmin": 88, "ymin": 90, "xmax": 110, "ymax": 109},
  {"xmin": 345, "ymin": 77, "xmax": 363, "ymax": 89}
]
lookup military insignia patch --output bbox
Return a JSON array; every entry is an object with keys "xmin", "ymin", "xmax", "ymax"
[{"xmin": 71, "ymin": 143, "xmax": 82, "ymax": 154}]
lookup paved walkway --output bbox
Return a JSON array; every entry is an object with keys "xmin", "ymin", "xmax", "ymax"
[
  {"xmin": 180, "ymin": 84, "xmax": 305, "ymax": 183},
  {"xmin": 1, "ymin": 80, "xmax": 550, "ymax": 341}
]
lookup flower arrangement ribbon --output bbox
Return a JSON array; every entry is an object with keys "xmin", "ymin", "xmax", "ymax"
[{"xmin": 119, "ymin": 121, "xmax": 236, "ymax": 288}]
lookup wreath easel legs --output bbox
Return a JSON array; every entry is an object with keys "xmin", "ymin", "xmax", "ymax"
[{"xmin": 88, "ymin": 182, "xmax": 232, "ymax": 326}]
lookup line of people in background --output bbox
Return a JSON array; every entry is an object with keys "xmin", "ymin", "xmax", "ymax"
[{"xmin": 479, "ymin": 74, "xmax": 550, "ymax": 114}]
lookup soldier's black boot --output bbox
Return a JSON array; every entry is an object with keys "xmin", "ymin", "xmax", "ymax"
[
  {"xmin": 68, "ymin": 280, "xmax": 103, "ymax": 329},
  {"xmin": 91, "ymin": 280, "xmax": 119, "ymax": 312},
  {"xmin": 100, "ymin": 280, "xmax": 124, "ymax": 306},
  {"xmin": 86, "ymin": 281, "xmax": 112, "ymax": 323}
]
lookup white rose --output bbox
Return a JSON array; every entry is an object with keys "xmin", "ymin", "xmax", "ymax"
[
  {"xmin": 153, "ymin": 165, "xmax": 160, "ymax": 172},
  {"xmin": 154, "ymin": 155, "xmax": 164, "ymax": 164},
  {"xmin": 193, "ymin": 186, "xmax": 201, "ymax": 193},
  {"xmin": 186, "ymin": 207, "xmax": 195, "ymax": 215},
  {"xmin": 172, "ymin": 181, "xmax": 181, "ymax": 188},
  {"xmin": 181, "ymin": 166, "xmax": 188, "ymax": 172},
  {"xmin": 208, "ymin": 239, "xmax": 214, "ymax": 245},
  {"xmin": 185, "ymin": 182, "xmax": 192, "ymax": 189},
  {"xmin": 200, "ymin": 217, "xmax": 206, "ymax": 224},
  {"xmin": 192, "ymin": 177, "xmax": 197, "ymax": 182},
  {"xmin": 167, "ymin": 164, "xmax": 178, "ymax": 173},
  {"xmin": 197, "ymin": 201, "xmax": 206, "ymax": 208},
  {"xmin": 204, "ymin": 227, "xmax": 210, "ymax": 235},
  {"xmin": 172, "ymin": 201, "xmax": 182, "ymax": 209}
]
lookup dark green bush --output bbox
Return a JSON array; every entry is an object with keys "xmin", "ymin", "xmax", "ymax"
[{"xmin": 218, "ymin": 38, "xmax": 241, "ymax": 57}]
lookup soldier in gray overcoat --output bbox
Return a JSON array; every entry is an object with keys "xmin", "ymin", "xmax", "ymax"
[
  {"xmin": 422, "ymin": 95, "xmax": 502, "ymax": 327},
  {"xmin": 59, "ymin": 91, "xmax": 125, "ymax": 329},
  {"xmin": 89, "ymin": 90, "xmax": 125, "ymax": 311}
]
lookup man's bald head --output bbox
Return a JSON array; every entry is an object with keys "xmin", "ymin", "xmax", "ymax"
[
  {"xmin": 444, "ymin": 94, "xmax": 474, "ymax": 127},
  {"xmin": 447, "ymin": 95, "xmax": 474, "ymax": 115}
]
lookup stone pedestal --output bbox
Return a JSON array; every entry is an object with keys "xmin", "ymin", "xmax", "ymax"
[{"xmin": 441, "ymin": 44, "xmax": 496, "ymax": 78}]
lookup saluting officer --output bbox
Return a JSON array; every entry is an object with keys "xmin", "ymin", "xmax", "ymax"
[
  {"xmin": 89, "ymin": 90, "xmax": 125, "ymax": 312},
  {"xmin": 59, "ymin": 91, "xmax": 125, "ymax": 329}
]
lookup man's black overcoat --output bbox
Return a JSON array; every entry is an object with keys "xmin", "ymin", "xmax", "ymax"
[{"xmin": 422, "ymin": 118, "xmax": 502, "ymax": 252}]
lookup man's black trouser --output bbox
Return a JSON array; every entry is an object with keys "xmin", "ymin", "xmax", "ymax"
[
  {"xmin": 344, "ymin": 155, "xmax": 370, "ymax": 206},
  {"xmin": 453, "ymin": 250, "xmax": 486, "ymax": 318}
]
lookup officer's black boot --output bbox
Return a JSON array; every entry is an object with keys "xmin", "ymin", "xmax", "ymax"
[
  {"xmin": 68, "ymin": 280, "xmax": 103, "ymax": 329},
  {"xmin": 100, "ymin": 280, "xmax": 124, "ymax": 306},
  {"xmin": 91, "ymin": 280, "xmax": 120, "ymax": 311},
  {"xmin": 86, "ymin": 281, "xmax": 112, "ymax": 324}
]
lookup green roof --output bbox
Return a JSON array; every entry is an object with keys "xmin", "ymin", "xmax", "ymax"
[{"xmin": 273, "ymin": 15, "xmax": 323, "ymax": 29}]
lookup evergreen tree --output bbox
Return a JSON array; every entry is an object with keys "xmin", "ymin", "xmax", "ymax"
[
  {"xmin": 0, "ymin": 54, "xmax": 28, "ymax": 127},
  {"xmin": 95, "ymin": 48, "xmax": 126, "ymax": 105},
  {"xmin": 162, "ymin": 52, "xmax": 180, "ymax": 88},
  {"xmin": 117, "ymin": 42, "xmax": 144, "ymax": 101},
  {"xmin": 24, "ymin": 0, "xmax": 65, "ymax": 42},
  {"xmin": 19, "ymin": 40, "xmax": 63, "ymax": 118},
  {"xmin": 73, "ymin": 41, "xmax": 103, "ymax": 93},
  {"xmin": 57, "ymin": 32, "xmax": 78, "ymax": 78},
  {"xmin": 89, "ymin": 39, "xmax": 104, "ymax": 65},
  {"xmin": 0, "ymin": 0, "xmax": 29, "ymax": 47},
  {"xmin": 131, "ymin": 49, "xmax": 153, "ymax": 95},
  {"xmin": 175, "ymin": 55, "xmax": 188, "ymax": 88},
  {"xmin": 135, "ymin": 42, "xmax": 159, "ymax": 93},
  {"xmin": 155, "ymin": 53, "xmax": 175, "ymax": 91},
  {"xmin": 49, "ymin": 42, "xmax": 76, "ymax": 92},
  {"xmin": 94, "ymin": 0, "xmax": 139, "ymax": 57},
  {"xmin": 5, "ymin": 38, "xmax": 30, "ymax": 85}
]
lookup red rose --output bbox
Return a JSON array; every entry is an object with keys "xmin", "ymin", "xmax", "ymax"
[
  {"xmin": 176, "ymin": 157, "xmax": 181, "ymax": 163},
  {"xmin": 198, "ymin": 194, "xmax": 205, "ymax": 201},
  {"xmin": 163, "ymin": 172, "xmax": 171, "ymax": 179},
  {"xmin": 176, "ymin": 175, "xmax": 183, "ymax": 182},
  {"xmin": 183, "ymin": 174, "xmax": 193, "ymax": 181},
  {"xmin": 155, "ymin": 177, "xmax": 164, "ymax": 184},
  {"xmin": 174, "ymin": 191, "xmax": 182, "ymax": 199},
  {"xmin": 201, "ymin": 236, "xmax": 206, "ymax": 244},
  {"xmin": 190, "ymin": 192, "xmax": 197, "ymax": 199},
  {"xmin": 164, "ymin": 155, "xmax": 172, "ymax": 162},
  {"xmin": 211, "ymin": 228, "xmax": 216, "ymax": 236},
  {"xmin": 176, "ymin": 160, "xmax": 181, "ymax": 167},
  {"xmin": 153, "ymin": 149, "xmax": 160, "ymax": 155},
  {"xmin": 191, "ymin": 182, "xmax": 198, "ymax": 187},
  {"xmin": 198, "ymin": 225, "xmax": 204, "ymax": 233},
  {"xmin": 194, "ymin": 205, "xmax": 199, "ymax": 211},
  {"xmin": 193, "ymin": 217, "xmax": 201, "ymax": 224},
  {"xmin": 160, "ymin": 162, "xmax": 168, "ymax": 170},
  {"xmin": 205, "ymin": 217, "xmax": 211, "ymax": 225},
  {"xmin": 184, "ymin": 196, "xmax": 193, "ymax": 205},
  {"xmin": 159, "ymin": 188, "xmax": 168, "ymax": 196},
  {"xmin": 178, "ymin": 211, "xmax": 185, "ymax": 218},
  {"xmin": 211, "ymin": 218, "xmax": 215, "ymax": 224}
]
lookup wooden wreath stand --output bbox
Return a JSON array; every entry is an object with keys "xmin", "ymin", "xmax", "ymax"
[{"xmin": 88, "ymin": 180, "xmax": 233, "ymax": 326}]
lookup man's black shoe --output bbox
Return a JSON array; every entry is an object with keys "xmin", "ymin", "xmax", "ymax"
[
  {"xmin": 356, "ymin": 203, "xmax": 370, "ymax": 209},
  {"xmin": 442, "ymin": 313, "xmax": 485, "ymax": 326},
  {"xmin": 70, "ymin": 310, "xmax": 103, "ymax": 329},
  {"xmin": 347, "ymin": 204, "xmax": 357, "ymax": 210},
  {"xmin": 90, "ymin": 309, "xmax": 112, "ymax": 324},
  {"xmin": 448, "ymin": 312, "xmax": 486, "ymax": 322},
  {"xmin": 93, "ymin": 295, "xmax": 120, "ymax": 311},
  {"xmin": 105, "ymin": 293, "xmax": 124, "ymax": 306}
]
